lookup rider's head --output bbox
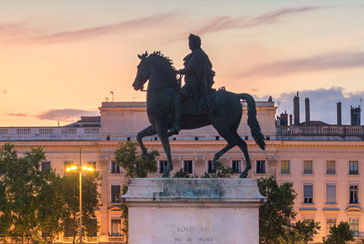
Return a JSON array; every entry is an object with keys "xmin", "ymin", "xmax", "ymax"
[{"xmin": 188, "ymin": 34, "xmax": 201, "ymax": 51}]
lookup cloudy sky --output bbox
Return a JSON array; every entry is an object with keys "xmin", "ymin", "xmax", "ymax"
[{"xmin": 0, "ymin": 0, "xmax": 363, "ymax": 126}]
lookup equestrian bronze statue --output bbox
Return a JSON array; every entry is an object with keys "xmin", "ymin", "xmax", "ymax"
[{"xmin": 132, "ymin": 36, "xmax": 265, "ymax": 178}]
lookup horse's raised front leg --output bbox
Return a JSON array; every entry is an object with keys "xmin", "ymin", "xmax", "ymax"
[
  {"xmin": 155, "ymin": 121, "xmax": 173, "ymax": 178},
  {"xmin": 136, "ymin": 125, "xmax": 157, "ymax": 156},
  {"xmin": 234, "ymin": 133, "xmax": 251, "ymax": 178}
]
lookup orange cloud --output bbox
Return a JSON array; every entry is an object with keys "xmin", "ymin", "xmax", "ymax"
[
  {"xmin": 194, "ymin": 6, "xmax": 326, "ymax": 35},
  {"xmin": 0, "ymin": 12, "xmax": 177, "ymax": 45}
]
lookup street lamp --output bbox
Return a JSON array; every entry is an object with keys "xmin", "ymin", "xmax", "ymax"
[{"xmin": 66, "ymin": 156, "xmax": 94, "ymax": 244}]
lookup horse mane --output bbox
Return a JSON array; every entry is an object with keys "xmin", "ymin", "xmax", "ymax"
[{"xmin": 148, "ymin": 51, "xmax": 178, "ymax": 84}]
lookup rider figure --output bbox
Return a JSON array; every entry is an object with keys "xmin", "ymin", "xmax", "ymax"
[{"xmin": 169, "ymin": 34, "xmax": 215, "ymax": 135}]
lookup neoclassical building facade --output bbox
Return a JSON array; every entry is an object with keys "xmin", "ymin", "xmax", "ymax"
[{"xmin": 1, "ymin": 101, "xmax": 364, "ymax": 243}]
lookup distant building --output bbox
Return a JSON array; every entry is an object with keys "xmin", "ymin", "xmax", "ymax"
[{"xmin": 1, "ymin": 97, "xmax": 364, "ymax": 243}]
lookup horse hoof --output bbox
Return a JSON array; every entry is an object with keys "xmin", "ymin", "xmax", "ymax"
[
  {"xmin": 162, "ymin": 171, "xmax": 170, "ymax": 178},
  {"xmin": 240, "ymin": 171, "xmax": 248, "ymax": 178}
]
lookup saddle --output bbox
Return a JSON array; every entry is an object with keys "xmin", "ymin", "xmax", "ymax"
[{"xmin": 181, "ymin": 89, "xmax": 216, "ymax": 116}]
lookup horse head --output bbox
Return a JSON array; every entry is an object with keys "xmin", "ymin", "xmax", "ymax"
[{"xmin": 132, "ymin": 51, "xmax": 149, "ymax": 91}]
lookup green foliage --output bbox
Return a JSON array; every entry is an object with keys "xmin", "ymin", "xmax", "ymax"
[
  {"xmin": 0, "ymin": 143, "xmax": 47, "ymax": 243},
  {"xmin": 287, "ymin": 220, "xmax": 321, "ymax": 244},
  {"xmin": 172, "ymin": 168, "xmax": 193, "ymax": 178},
  {"xmin": 37, "ymin": 170, "xmax": 65, "ymax": 243},
  {"xmin": 62, "ymin": 171, "xmax": 102, "ymax": 244},
  {"xmin": 0, "ymin": 178, "xmax": 11, "ymax": 237},
  {"xmin": 201, "ymin": 161, "xmax": 234, "ymax": 178},
  {"xmin": 0, "ymin": 143, "xmax": 101, "ymax": 244},
  {"xmin": 322, "ymin": 221, "xmax": 354, "ymax": 244},
  {"xmin": 258, "ymin": 177, "xmax": 320, "ymax": 244},
  {"xmin": 114, "ymin": 141, "xmax": 158, "ymax": 244},
  {"xmin": 115, "ymin": 141, "xmax": 158, "ymax": 178}
]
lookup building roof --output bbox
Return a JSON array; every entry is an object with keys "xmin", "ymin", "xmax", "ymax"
[{"xmin": 299, "ymin": 121, "xmax": 329, "ymax": 126}]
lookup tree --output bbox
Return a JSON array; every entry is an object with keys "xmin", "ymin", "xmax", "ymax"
[
  {"xmin": 0, "ymin": 143, "xmax": 69, "ymax": 244},
  {"xmin": 62, "ymin": 171, "xmax": 102, "ymax": 244},
  {"xmin": 0, "ymin": 178, "xmax": 11, "ymax": 238},
  {"xmin": 114, "ymin": 141, "xmax": 158, "ymax": 244},
  {"xmin": 0, "ymin": 143, "xmax": 49, "ymax": 243},
  {"xmin": 114, "ymin": 141, "xmax": 158, "ymax": 178},
  {"xmin": 200, "ymin": 161, "xmax": 234, "ymax": 178},
  {"xmin": 322, "ymin": 221, "xmax": 354, "ymax": 244},
  {"xmin": 258, "ymin": 177, "xmax": 320, "ymax": 244},
  {"xmin": 288, "ymin": 220, "xmax": 321, "ymax": 244},
  {"xmin": 172, "ymin": 168, "xmax": 193, "ymax": 178},
  {"xmin": 37, "ymin": 167, "xmax": 65, "ymax": 243}
]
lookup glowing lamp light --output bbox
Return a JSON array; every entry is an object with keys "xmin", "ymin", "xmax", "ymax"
[{"xmin": 66, "ymin": 165, "xmax": 95, "ymax": 172}]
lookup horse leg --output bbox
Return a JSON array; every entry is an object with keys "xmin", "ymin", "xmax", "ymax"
[
  {"xmin": 212, "ymin": 144, "xmax": 235, "ymax": 170},
  {"xmin": 136, "ymin": 125, "xmax": 157, "ymax": 155},
  {"xmin": 233, "ymin": 133, "xmax": 251, "ymax": 178},
  {"xmin": 155, "ymin": 121, "xmax": 173, "ymax": 178},
  {"xmin": 213, "ymin": 127, "xmax": 238, "ymax": 170}
]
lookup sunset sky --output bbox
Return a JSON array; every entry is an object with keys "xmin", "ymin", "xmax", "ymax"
[{"xmin": 0, "ymin": 0, "xmax": 363, "ymax": 126}]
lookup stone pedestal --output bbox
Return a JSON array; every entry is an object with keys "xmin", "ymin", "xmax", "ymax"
[{"xmin": 122, "ymin": 178, "xmax": 265, "ymax": 244}]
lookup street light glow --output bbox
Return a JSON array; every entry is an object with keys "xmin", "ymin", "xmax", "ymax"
[{"xmin": 66, "ymin": 165, "xmax": 95, "ymax": 172}]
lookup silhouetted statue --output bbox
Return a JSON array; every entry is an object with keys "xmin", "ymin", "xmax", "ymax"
[
  {"xmin": 170, "ymin": 34, "xmax": 215, "ymax": 135},
  {"xmin": 132, "ymin": 42, "xmax": 265, "ymax": 178}
]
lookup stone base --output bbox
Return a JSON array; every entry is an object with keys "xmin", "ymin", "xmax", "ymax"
[{"xmin": 122, "ymin": 178, "xmax": 265, "ymax": 244}]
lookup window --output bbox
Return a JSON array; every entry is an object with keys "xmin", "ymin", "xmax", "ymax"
[
  {"xmin": 349, "ymin": 161, "xmax": 359, "ymax": 175},
  {"xmin": 326, "ymin": 161, "xmax": 335, "ymax": 174},
  {"xmin": 111, "ymin": 185, "xmax": 121, "ymax": 203},
  {"xmin": 159, "ymin": 160, "xmax": 168, "ymax": 174},
  {"xmin": 281, "ymin": 160, "xmax": 290, "ymax": 174},
  {"xmin": 326, "ymin": 218, "xmax": 336, "ymax": 236},
  {"xmin": 207, "ymin": 160, "xmax": 215, "ymax": 174},
  {"xmin": 349, "ymin": 218, "xmax": 359, "ymax": 237},
  {"xmin": 64, "ymin": 161, "xmax": 73, "ymax": 173},
  {"xmin": 87, "ymin": 161, "xmax": 96, "ymax": 170},
  {"xmin": 303, "ymin": 161, "xmax": 313, "ymax": 174},
  {"xmin": 41, "ymin": 161, "xmax": 51, "ymax": 172},
  {"xmin": 183, "ymin": 160, "xmax": 193, "ymax": 174},
  {"xmin": 303, "ymin": 184, "xmax": 313, "ymax": 204},
  {"xmin": 111, "ymin": 219, "xmax": 122, "ymax": 236},
  {"xmin": 111, "ymin": 161, "xmax": 120, "ymax": 174},
  {"xmin": 232, "ymin": 160, "xmax": 241, "ymax": 174},
  {"xmin": 326, "ymin": 184, "xmax": 336, "ymax": 204},
  {"xmin": 256, "ymin": 160, "xmax": 266, "ymax": 174},
  {"xmin": 349, "ymin": 185, "xmax": 359, "ymax": 204}
]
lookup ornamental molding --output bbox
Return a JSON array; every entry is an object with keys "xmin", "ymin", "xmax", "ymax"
[
  {"xmin": 99, "ymin": 157, "xmax": 110, "ymax": 165},
  {"xmin": 172, "ymin": 158, "xmax": 180, "ymax": 164},
  {"xmin": 266, "ymin": 155, "xmax": 278, "ymax": 164},
  {"xmin": 219, "ymin": 157, "xmax": 228, "ymax": 165},
  {"xmin": 196, "ymin": 157, "xmax": 205, "ymax": 166}
]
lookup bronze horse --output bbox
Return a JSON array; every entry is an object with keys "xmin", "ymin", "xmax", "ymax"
[{"xmin": 132, "ymin": 51, "xmax": 265, "ymax": 178}]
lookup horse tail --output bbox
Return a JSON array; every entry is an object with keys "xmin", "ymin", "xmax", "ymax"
[{"xmin": 238, "ymin": 93, "xmax": 266, "ymax": 150}]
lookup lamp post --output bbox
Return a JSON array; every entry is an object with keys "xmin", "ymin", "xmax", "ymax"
[{"xmin": 66, "ymin": 149, "xmax": 94, "ymax": 244}]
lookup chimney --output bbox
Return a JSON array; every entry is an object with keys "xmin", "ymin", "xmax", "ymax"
[
  {"xmin": 351, "ymin": 105, "xmax": 361, "ymax": 126},
  {"xmin": 337, "ymin": 102, "xmax": 342, "ymax": 125},
  {"xmin": 305, "ymin": 98, "xmax": 310, "ymax": 126},
  {"xmin": 293, "ymin": 92, "xmax": 300, "ymax": 125},
  {"xmin": 289, "ymin": 114, "xmax": 293, "ymax": 126}
]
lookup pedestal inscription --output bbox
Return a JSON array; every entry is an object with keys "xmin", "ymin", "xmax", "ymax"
[{"xmin": 123, "ymin": 178, "xmax": 265, "ymax": 244}]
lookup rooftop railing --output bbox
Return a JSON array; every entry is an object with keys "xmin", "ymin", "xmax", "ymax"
[
  {"xmin": 277, "ymin": 125, "xmax": 364, "ymax": 138},
  {"xmin": 0, "ymin": 127, "xmax": 100, "ymax": 141}
]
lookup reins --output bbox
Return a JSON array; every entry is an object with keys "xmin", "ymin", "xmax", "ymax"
[{"xmin": 140, "ymin": 74, "xmax": 183, "ymax": 93}]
